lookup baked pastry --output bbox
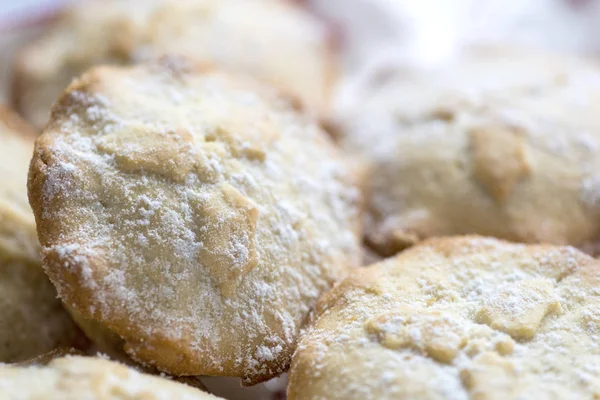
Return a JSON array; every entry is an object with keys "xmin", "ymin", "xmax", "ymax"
[
  {"xmin": 335, "ymin": 48, "xmax": 600, "ymax": 255},
  {"xmin": 12, "ymin": 0, "xmax": 335, "ymax": 129},
  {"xmin": 0, "ymin": 356, "xmax": 221, "ymax": 399},
  {"xmin": 288, "ymin": 236, "xmax": 600, "ymax": 399},
  {"xmin": 28, "ymin": 59, "xmax": 362, "ymax": 384},
  {"xmin": 65, "ymin": 308, "xmax": 209, "ymax": 391},
  {"xmin": 0, "ymin": 106, "xmax": 83, "ymax": 362}
]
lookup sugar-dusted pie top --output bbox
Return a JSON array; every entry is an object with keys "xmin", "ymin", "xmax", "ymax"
[
  {"xmin": 289, "ymin": 236, "xmax": 600, "ymax": 399},
  {"xmin": 29, "ymin": 59, "xmax": 362, "ymax": 383}
]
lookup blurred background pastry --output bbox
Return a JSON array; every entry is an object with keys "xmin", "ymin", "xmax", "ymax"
[
  {"xmin": 10, "ymin": 0, "xmax": 336, "ymax": 129},
  {"xmin": 0, "ymin": 105, "xmax": 85, "ymax": 363}
]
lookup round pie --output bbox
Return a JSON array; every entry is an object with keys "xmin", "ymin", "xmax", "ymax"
[
  {"xmin": 28, "ymin": 59, "xmax": 362, "ymax": 383},
  {"xmin": 0, "ymin": 106, "xmax": 83, "ymax": 362},
  {"xmin": 12, "ymin": 0, "xmax": 336, "ymax": 128},
  {"xmin": 0, "ymin": 356, "xmax": 221, "ymax": 399},
  {"xmin": 288, "ymin": 236, "xmax": 600, "ymax": 399},
  {"xmin": 334, "ymin": 48, "xmax": 600, "ymax": 255}
]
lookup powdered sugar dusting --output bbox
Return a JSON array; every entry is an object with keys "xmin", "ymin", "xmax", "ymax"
[
  {"xmin": 32, "ymin": 62, "xmax": 362, "ymax": 382},
  {"xmin": 289, "ymin": 237, "xmax": 600, "ymax": 399}
]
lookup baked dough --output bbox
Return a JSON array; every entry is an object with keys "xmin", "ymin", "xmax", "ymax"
[
  {"xmin": 28, "ymin": 59, "xmax": 362, "ymax": 383},
  {"xmin": 335, "ymin": 48, "xmax": 600, "ymax": 255},
  {"xmin": 12, "ymin": 0, "xmax": 335, "ymax": 128},
  {"xmin": 0, "ymin": 356, "xmax": 221, "ymax": 399},
  {"xmin": 65, "ymin": 307, "xmax": 209, "ymax": 392},
  {"xmin": 0, "ymin": 106, "xmax": 83, "ymax": 362},
  {"xmin": 288, "ymin": 236, "xmax": 600, "ymax": 399}
]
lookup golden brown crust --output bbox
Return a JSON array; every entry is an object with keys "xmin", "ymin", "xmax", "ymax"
[{"xmin": 29, "ymin": 60, "xmax": 362, "ymax": 383}]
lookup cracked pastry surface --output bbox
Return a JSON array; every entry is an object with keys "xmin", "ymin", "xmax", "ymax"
[
  {"xmin": 27, "ymin": 60, "xmax": 362, "ymax": 383},
  {"xmin": 0, "ymin": 356, "xmax": 221, "ymax": 399},
  {"xmin": 12, "ymin": 0, "xmax": 335, "ymax": 129},
  {"xmin": 335, "ymin": 48, "xmax": 600, "ymax": 256},
  {"xmin": 0, "ymin": 106, "xmax": 82, "ymax": 362},
  {"xmin": 288, "ymin": 236, "xmax": 600, "ymax": 400}
]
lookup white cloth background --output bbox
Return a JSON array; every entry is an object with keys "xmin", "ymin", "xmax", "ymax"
[{"xmin": 307, "ymin": 0, "xmax": 600, "ymax": 70}]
